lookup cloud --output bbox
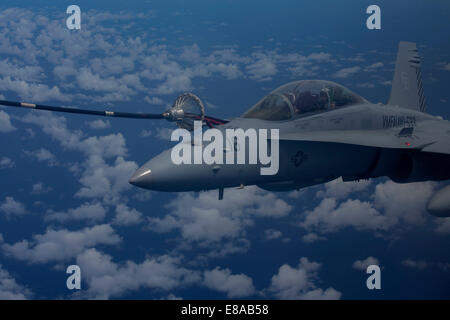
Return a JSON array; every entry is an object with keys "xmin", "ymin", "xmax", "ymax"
[
  {"xmin": 2, "ymin": 224, "xmax": 121, "ymax": 264},
  {"xmin": 0, "ymin": 157, "xmax": 15, "ymax": 169},
  {"xmin": 152, "ymin": 73, "xmax": 193, "ymax": 95},
  {"xmin": 155, "ymin": 127, "xmax": 173, "ymax": 140},
  {"xmin": 402, "ymin": 259, "xmax": 428, "ymax": 270},
  {"xmin": 302, "ymin": 233, "xmax": 326, "ymax": 243},
  {"xmin": 440, "ymin": 62, "xmax": 450, "ymax": 71},
  {"xmin": 204, "ymin": 62, "xmax": 243, "ymax": 80},
  {"xmin": 76, "ymin": 249, "xmax": 200, "ymax": 299},
  {"xmin": 203, "ymin": 267, "xmax": 255, "ymax": 298},
  {"xmin": 316, "ymin": 178, "xmax": 371, "ymax": 200},
  {"xmin": 76, "ymin": 67, "xmax": 135, "ymax": 100},
  {"xmin": 0, "ymin": 197, "xmax": 27, "ymax": 218},
  {"xmin": 300, "ymin": 198, "xmax": 389, "ymax": 234},
  {"xmin": 85, "ymin": 120, "xmax": 111, "ymax": 130},
  {"xmin": 268, "ymin": 257, "xmax": 341, "ymax": 300},
  {"xmin": 75, "ymin": 156, "xmax": 138, "ymax": 203},
  {"xmin": 89, "ymin": 55, "xmax": 135, "ymax": 76},
  {"xmin": 144, "ymin": 96, "xmax": 164, "ymax": 105},
  {"xmin": 373, "ymin": 180, "xmax": 435, "ymax": 226},
  {"xmin": 356, "ymin": 82, "xmax": 375, "ymax": 88},
  {"xmin": 0, "ymin": 77, "xmax": 69, "ymax": 102},
  {"xmin": 21, "ymin": 113, "xmax": 137, "ymax": 203},
  {"xmin": 301, "ymin": 180, "xmax": 439, "ymax": 237},
  {"xmin": 0, "ymin": 59, "xmax": 44, "ymax": 82},
  {"xmin": 45, "ymin": 203, "xmax": 107, "ymax": 223},
  {"xmin": 112, "ymin": 204, "xmax": 143, "ymax": 226},
  {"xmin": 180, "ymin": 44, "xmax": 201, "ymax": 62},
  {"xmin": 364, "ymin": 62, "xmax": 384, "ymax": 71},
  {"xmin": 246, "ymin": 56, "xmax": 277, "ymax": 81},
  {"xmin": 0, "ymin": 265, "xmax": 32, "ymax": 299},
  {"xmin": 264, "ymin": 229, "xmax": 282, "ymax": 240},
  {"xmin": 0, "ymin": 110, "xmax": 16, "ymax": 132},
  {"xmin": 24, "ymin": 148, "xmax": 58, "ymax": 166},
  {"xmin": 139, "ymin": 129, "xmax": 152, "ymax": 138},
  {"xmin": 307, "ymin": 52, "xmax": 332, "ymax": 61},
  {"xmin": 31, "ymin": 182, "xmax": 52, "ymax": 195},
  {"xmin": 333, "ymin": 66, "xmax": 360, "ymax": 78},
  {"xmin": 148, "ymin": 186, "xmax": 291, "ymax": 245},
  {"xmin": 352, "ymin": 257, "xmax": 380, "ymax": 271}
]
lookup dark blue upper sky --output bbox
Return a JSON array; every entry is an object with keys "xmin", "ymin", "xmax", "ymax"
[{"xmin": 0, "ymin": 0, "xmax": 449, "ymax": 299}]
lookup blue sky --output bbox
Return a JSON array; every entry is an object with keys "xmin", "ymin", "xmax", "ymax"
[{"xmin": 0, "ymin": 0, "xmax": 449, "ymax": 299}]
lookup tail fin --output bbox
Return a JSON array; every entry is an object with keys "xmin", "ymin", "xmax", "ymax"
[{"xmin": 388, "ymin": 41, "xmax": 427, "ymax": 112}]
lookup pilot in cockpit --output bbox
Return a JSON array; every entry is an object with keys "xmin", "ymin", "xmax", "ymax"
[{"xmin": 293, "ymin": 89, "xmax": 330, "ymax": 115}]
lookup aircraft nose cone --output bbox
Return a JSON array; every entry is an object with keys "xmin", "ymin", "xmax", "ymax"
[{"xmin": 129, "ymin": 167, "xmax": 152, "ymax": 188}]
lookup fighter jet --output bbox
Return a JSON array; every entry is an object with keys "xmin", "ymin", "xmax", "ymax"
[{"xmin": 1, "ymin": 42, "xmax": 450, "ymax": 217}]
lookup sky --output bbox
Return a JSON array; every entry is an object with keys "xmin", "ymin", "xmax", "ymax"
[{"xmin": 0, "ymin": 0, "xmax": 449, "ymax": 299}]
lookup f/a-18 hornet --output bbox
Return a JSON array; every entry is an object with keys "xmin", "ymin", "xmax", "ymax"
[{"xmin": 1, "ymin": 42, "xmax": 450, "ymax": 217}]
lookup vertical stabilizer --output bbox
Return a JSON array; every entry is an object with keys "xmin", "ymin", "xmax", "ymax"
[{"xmin": 388, "ymin": 42, "xmax": 427, "ymax": 112}]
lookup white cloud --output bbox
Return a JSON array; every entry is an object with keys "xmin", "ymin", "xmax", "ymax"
[
  {"xmin": 0, "ymin": 197, "xmax": 27, "ymax": 218},
  {"xmin": 204, "ymin": 62, "xmax": 242, "ymax": 80},
  {"xmin": 24, "ymin": 148, "xmax": 57, "ymax": 166},
  {"xmin": 180, "ymin": 44, "xmax": 201, "ymax": 62},
  {"xmin": 45, "ymin": 202, "xmax": 106, "ymax": 223},
  {"xmin": 364, "ymin": 62, "xmax": 384, "ymax": 71},
  {"xmin": 152, "ymin": 73, "xmax": 193, "ymax": 95},
  {"xmin": 139, "ymin": 129, "xmax": 152, "ymax": 138},
  {"xmin": 333, "ymin": 66, "xmax": 360, "ymax": 78},
  {"xmin": 112, "ymin": 204, "xmax": 143, "ymax": 226},
  {"xmin": 302, "ymin": 233, "xmax": 326, "ymax": 243},
  {"xmin": 149, "ymin": 186, "xmax": 291, "ymax": 245},
  {"xmin": 307, "ymin": 52, "xmax": 332, "ymax": 61},
  {"xmin": 86, "ymin": 120, "xmax": 111, "ymax": 130},
  {"xmin": 269, "ymin": 257, "xmax": 341, "ymax": 300},
  {"xmin": 0, "ymin": 77, "xmax": 69, "ymax": 102},
  {"xmin": 31, "ymin": 182, "xmax": 52, "ymax": 195},
  {"xmin": 0, "ymin": 110, "xmax": 16, "ymax": 132},
  {"xmin": 316, "ymin": 178, "xmax": 371, "ymax": 200},
  {"xmin": 356, "ymin": 82, "xmax": 375, "ymax": 88},
  {"xmin": 76, "ymin": 249, "xmax": 200, "ymax": 299},
  {"xmin": 144, "ymin": 96, "xmax": 164, "ymax": 105},
  {"xmin": 402, "ymin": 259, "xmax": 428, "ymax": 270},
  {"xmin": 264, "ymin": 229, "xmax": 282, "ymax": 240},
  {"xmin": 155, "ymin": 127, "xmax": 173, "ymax": 140},
  {"xmin": 301, "ymin": 180, "xmax": 439, "ymax": 237},
  {"xmin": 246, "ymin": 56, "xmax": 277, "ymax": 81},
  {"xmin": 373, "ymin": 180, "xmax": 435, "ymax": 226},
  {"xmin": 75, "ymin": 155, "xmax": 138, "ymax": 203},
  {"xmin": 352, "ymin": 257, "xmax": 380, "ymax": 271},
  {"xmin": 0, "ymin": 157, "xmax": 15, "ymax": 169},
  {"xmin": 76, "ymin": 67, "xmax": 134, "ymax": 98},
  {"xmin": 21, "ymin": 113, "xmax": 137, "ymax": 203},
  {"xmin": 300, "ymin": 198, "xmax": 389, "ymax": 234},
  {"xmin": 2, "ymin": 224, "xmax": 121, "ymax": 264},
  {"xmin": 0, "ymin": 265, "xmax": 32, "ymax": 299},
  {"xmin": 203, "ymin": 267, "xmax": 255, "ymax": 298},
  {"xmin": 440, "ymin": 62, "xmax": 450, "ymax": 71},
  {"xmin": 0, "ymin": 59, "xmax": 44, "ymax": 81}
]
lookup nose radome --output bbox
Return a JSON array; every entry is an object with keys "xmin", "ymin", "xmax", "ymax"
[{"xmin": 129, "ymin": 167, "xmax": 152, "ymax": 188}]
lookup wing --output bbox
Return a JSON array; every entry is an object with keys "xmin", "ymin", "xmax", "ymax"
[{"xmin": 280, "ymin": 119, "xmax": 450, "ymax": 154}]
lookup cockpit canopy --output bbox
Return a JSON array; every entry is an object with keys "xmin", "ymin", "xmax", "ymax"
[{"xmin": 242, "ymin": 80, "xmax": 368, "ymax": 121}]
